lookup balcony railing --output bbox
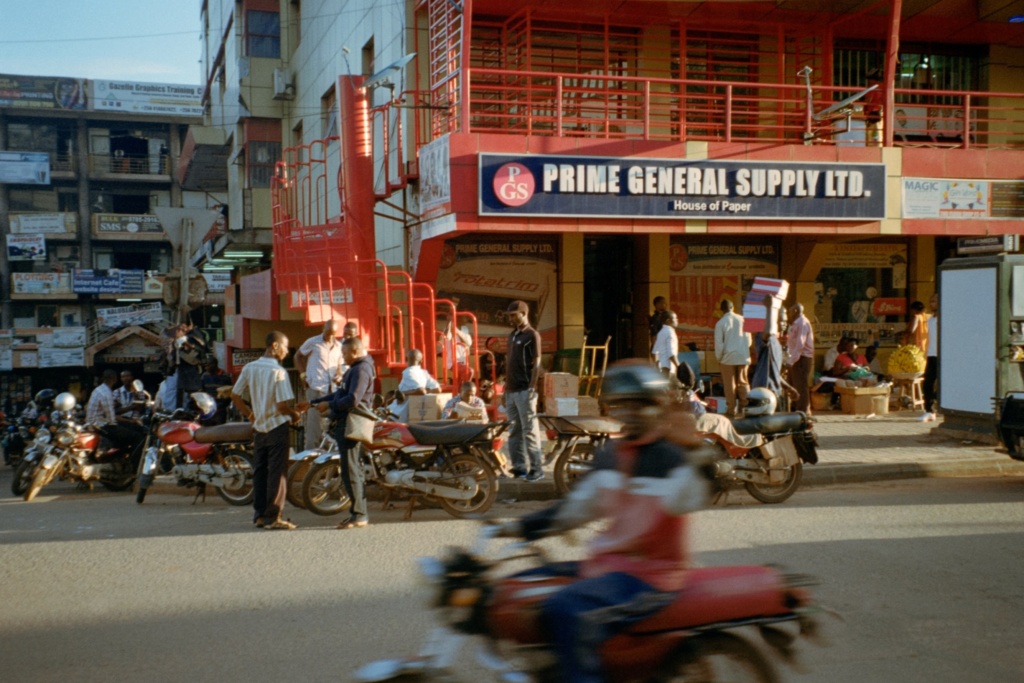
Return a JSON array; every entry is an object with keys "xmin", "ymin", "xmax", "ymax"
[
  {"xmin": 89, "ymin": 152, "xmax": 171, "ymax": 176},
  {"xmin": 466, "ymin": 68, "xmax": 1024, "ymax": 150}
]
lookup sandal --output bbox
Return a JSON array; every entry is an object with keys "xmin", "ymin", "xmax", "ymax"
[
  {"xmin": 264, "ymin": 518, "xmax": 298, "ymax": 531},
  {"xmin": 336, "ymin": 515, "xmax": 368, "ymax": 530}
]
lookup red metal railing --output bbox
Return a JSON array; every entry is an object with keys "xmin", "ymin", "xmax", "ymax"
[{"xmin": 465, "ymin": 68, "xmax": 1024, "ymax": 150}]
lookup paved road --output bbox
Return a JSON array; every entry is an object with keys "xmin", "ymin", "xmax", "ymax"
[{"xmin": 1, "ymin": 470, "xmax": 1022, "ymax": 682}]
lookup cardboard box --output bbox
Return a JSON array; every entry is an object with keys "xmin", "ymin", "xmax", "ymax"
[
  {"xmin": 835, "ymin": 385, "xmax": 889, "ymax": 416},
  {"xmin": 407, "ymin": 393, "xmax": 452, "ymax": 423},
  {"xmin": 704, "ymin": 396, "xmax": 729, "ymax": 414},
  {"xmin": 543, "ymin": 372, "xmax": 578, "ymax": 399},
  {"xmin": 449, "ymin": 401, "xmax": 487, "ymax": 423},
  {"xmin": 544, "ymin": 397, "xmax": 578, "ymax": 416},
  {"xmin": 576, "ymin": 396, "xmax": 601, "ymax": 416}
]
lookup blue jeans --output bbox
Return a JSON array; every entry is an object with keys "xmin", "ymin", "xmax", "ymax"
[
  {"xmin": 505, "ymin": 389, "xmax": 543, "ymax": 472},
  {"xmin": 519, "ymin": 563, "xmax": 671, "ymax": 683}
]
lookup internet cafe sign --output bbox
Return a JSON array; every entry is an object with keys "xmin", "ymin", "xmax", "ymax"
[
  {"xmin": 480, "ymin": 154, "xmax": 886, "ymax": 220},
  {"xmin": 92, "ymin": 214, "xmax": 165, "ymax": 240}
]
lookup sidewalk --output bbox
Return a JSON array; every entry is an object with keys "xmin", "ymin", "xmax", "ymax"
[{"xmin": 499, "ymin": 411, "xmax": 1024, "ymax": 501}]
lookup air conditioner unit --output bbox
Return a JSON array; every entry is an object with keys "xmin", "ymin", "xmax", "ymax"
[{"xmin": 273, "ymin": 68, "xmax": 295, "ymax": 100}]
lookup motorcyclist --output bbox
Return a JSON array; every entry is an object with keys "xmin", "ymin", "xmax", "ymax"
[
  {"xmin": 496, "ymin": 360, "xmax": 712, "ymax": 683},
  {"xmin": 86, "ymin": 369, "xmax": 147, "ymax": 465}
]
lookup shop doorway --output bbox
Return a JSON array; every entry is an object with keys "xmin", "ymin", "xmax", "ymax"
[{"xmin": 584, "ymin": 236, "xmax": 634, "ymax": 362}]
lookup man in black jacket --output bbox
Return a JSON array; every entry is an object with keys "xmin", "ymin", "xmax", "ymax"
[{"xmin": 316, "ymin": 336, "xmax": 376, "ymax": 529}]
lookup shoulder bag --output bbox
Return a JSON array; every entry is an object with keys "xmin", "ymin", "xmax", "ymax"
[{"xmin": 344, "ymin": 404, "xmax": 377, "ymax": 445}]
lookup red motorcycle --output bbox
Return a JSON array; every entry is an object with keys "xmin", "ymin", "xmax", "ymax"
[
  {"xmin": 300, "ymin": 413, "xmax": 508, "ymax": 518},
  {"xmin": 135, "ymin": 392, "xmax": 254, "ymax": 505},
  {"xmin": 355, "ymin": 524, "xmax": 824, "ymax": 683}
]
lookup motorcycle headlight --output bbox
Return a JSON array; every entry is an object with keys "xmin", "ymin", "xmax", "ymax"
[
  {"xmin": 34, "ymin": 430, "xmax": 51, "ymax": 445},
  {"xmin": 56, "ymin": 430, "xmax": 76, "ymax": 447}
]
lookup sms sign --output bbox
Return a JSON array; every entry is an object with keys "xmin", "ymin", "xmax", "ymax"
[{"xmin": 492, "ymin": 162, "xmax": 535, "ymax": 207}]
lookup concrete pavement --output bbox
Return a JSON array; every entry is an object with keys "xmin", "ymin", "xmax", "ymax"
[{"xmin": 499, "ymin": 410, "xmax": 1024, "ymax": 500}]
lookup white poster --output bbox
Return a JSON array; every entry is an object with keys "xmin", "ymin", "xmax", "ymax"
[
  {"xmin": 96, "ymin": 302, "xmax": 164, "ymax": 329},
  {"xmin": 38, "ymin": 346, "xmax": 85, "ymax": 368},
  {"xmin": 10, "ymin": 212, "xmax": 76, "ymax": 235},
  {"xmin": 91, "ymin": 80, "xmax": 203, "ymax": 117},
  {"xmin": 46, "ymin": 327, "xmax": 87, "ymax": 348},
  {"xmin": 6, "ymin": 234, "xmax": 46, "ymax": 261},
  {"xmin": 903, "ymin": 178, "xmax": 990, "ymax": 219}
]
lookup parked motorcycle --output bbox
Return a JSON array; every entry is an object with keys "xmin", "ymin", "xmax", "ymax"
[
  {"xmin": 135, "ymin": 391, "xmax": 254, "ymax": 505},
  {"xmin": 10, "ymin": 425, "xmax": 55, "ymax": 496},
  {"xmin": 540, "ymin": 414, "xmax": 622, "ymax": 495},
  {"xmin": 355, "ymin": 523, "xmax": 824, "ymax": 683},
  {"xmin": 23, "ymin": 392, "xmax": 140, "ymax": 502},
  {"xmin": 287, "ymin": 430, "xmax": 337, "ymax": 510},
  {"xmin": 3, "ymin": 389, "xmax": 55, "ymax": 467},
  {"xmin": 300, "ymin": 412, "xmax": 507, "ymax": 519}
]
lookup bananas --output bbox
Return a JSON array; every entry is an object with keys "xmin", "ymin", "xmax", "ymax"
[{"xmin": 887, "ymin": 344, "xmax": 926, "ymax": 374}]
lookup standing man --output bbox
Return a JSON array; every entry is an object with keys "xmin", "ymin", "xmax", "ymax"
[
  {"xmin": 295, "ymin": 320, "xmax": 344, "ymax": 449},
  {"xmin": 648, "ymin": 296, "xmax": 669, "ymax": 350},
  {"xmin": 504, "ymin": 300, "xmax": 544, "ymax": 481},
  {"xmin": 713, "ymin": 300, "xmax": 750, "ymax": 417},
  {"xmin": 231, "ymin": 332, "xmax": 306, "ymax": 531},
  {"xmin": 920, "ymin": 293, "xmax": 939, "ymax": 422},
  {"xmin": 651, "ymin": 310, "xmax": 680, "ymax": 378},
  {"xmin": 786, "ymin": 303, "xmax": 815, "ymax": 415},
  {"xmin": 317, "ymin": 336, "xmax": 376, "ymax": 529}
]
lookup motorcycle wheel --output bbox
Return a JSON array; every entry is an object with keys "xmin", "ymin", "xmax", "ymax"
[
  {"xmin": 301, "ymin": 460, "xmax": 350, "ymax": 516},
  {"xmin": 552, "ymin": 441, "xmax": 597, "ymax": 496},
  {"xmin": 743, "ymin": 460, "xmax": 802, "ymax": 505},
  {"xmin": 437, "ymin": 453, "xmax": 498, "ymax": 518},
  {"xmin": 665, "ymin": 632, "xmax": 779, "ymax": 683},
  {"xmin": 100, "ymin": 464, "xmax": 136, "ymax": 492},
  {"xmin": 24, "ymin": 463, "xmax": 56, "ymax": 502},
  {"xmin": 286, "ymin": 459, "xmax": 312, "ymax": 509},
  {"xmin": 216, "ymin": 448, "xmax": 255, "ymax": 506},
  {"xmin": 11, "ymin": 458, "xmax": 37, "ymax": 496}
]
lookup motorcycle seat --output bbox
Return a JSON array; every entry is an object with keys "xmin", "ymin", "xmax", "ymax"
[
  {"xmin": 730, "ymin": 412, "xmax": 806, "ymax": 435},
  {"xmin": 194, "ymin": 422, "xmax": 254, "ymax": 444},
  {"xmin": 407, "ymin": 421, "xmax": 501, "ymax": 446},
  {"xmin": 543, "ymin": 415, "xmax": 623, "ymax": 436}
]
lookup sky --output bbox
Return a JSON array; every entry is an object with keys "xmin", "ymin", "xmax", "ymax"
[{"xmin": 0, "ymin": 0, "xmax": 202, "ymax": 85}]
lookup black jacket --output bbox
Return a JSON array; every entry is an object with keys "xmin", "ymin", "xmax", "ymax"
[{"xmin": 326, "ymin": 354, "xmax": 376, "ymax": 418}]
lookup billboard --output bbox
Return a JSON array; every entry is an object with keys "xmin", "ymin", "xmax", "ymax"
[
  {"xmin": 0, "ymin": 74, "xmax": 87, "ymax": 110},
  {"xmin": 90, "ymin": 80, "xmax": 203, "ymax": 117},
  {"xmin": 0, "ymin": 151, "xmax": 50, "ymax": 185}
]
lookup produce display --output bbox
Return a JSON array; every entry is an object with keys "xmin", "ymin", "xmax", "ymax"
[{"xmin": 887, "ymin": 344, "xmax": 926, "ymax": 374}]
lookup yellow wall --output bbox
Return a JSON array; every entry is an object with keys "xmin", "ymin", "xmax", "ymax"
[{"xmin": 559, "ymin": 234, "xmax": 585, "ymax": 350}]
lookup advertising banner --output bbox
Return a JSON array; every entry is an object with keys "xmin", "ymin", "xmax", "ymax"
[
  {"xmin": 203, "ymin": 272, "xmax": 232, "ymax": 293},
  {"xmin": 418, "ymin": 135, "xmax": 451, "ymax": 218},
  {"xmin": 6, "ymin": 234, "xmax": 46, "ymax": 261},
  {"xmin": 667, "ymin": 239, "xmax": 780, "ymax": 341},
  {"xmin": 12, "ymin": 273, "xmax": 70, "ymax": 295},
  {"xmin": 38, "ymin": 346, "xmax": 85, "ymax": 368},
  {"xmin": 9, "ymin": 212, "xmax": 77, "ymax": 235},
  {"xmin": 0, "ymin": 151, "xmax": 50, "ymax": 185},
  {"xmin": 96, "ymin": 303, "xmax": 164, "ymax": 329},
  {"xmin": 903, "ymin": 178, "xmax": 1024, "ymax": 220},
  {"xmin": 434, "ymin": 236, "xmax": 559, "ymax": 353},
  {"xmin": 481, "ymin": 154, "xmax": 887, "ymax": 220},
  {"xmin": 0, "ymin": 74, "xmax": 87, "ymax": 110},
  {"xmin": 72, "ymin": 269, "xmax": 145, "ymax": 294},
  {"xmin": 90, "ymin": 80, "xmax": 203, "ymax": 117},
  {"xmin": 91, "ymin": 214, "xmax": 165, "ymax": 239}
]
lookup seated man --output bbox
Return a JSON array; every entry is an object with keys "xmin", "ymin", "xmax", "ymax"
[
  {"xmin": 86, "ymin": 368, "xmax": 146, "ymax": 464},
  {"xmin": 495, "ymin": 361, "xmax": 711, "ymax": 682},
  {"xmin": 394, "ymin": 349, "xmax": 441, "ymax": 423},
  {"xmin": 441, "ymin": 381, "xmax": 488, "ymax": 422}
]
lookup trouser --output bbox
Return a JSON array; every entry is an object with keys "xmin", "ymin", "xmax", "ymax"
[
  {"xmin": 718, "ymin": 363, "xmax": 749, "ymax": 415},
  {"xmin": 252, "ymin": 422, "xmax": 290, "ymax": 523},
  {"xmin": 305, "ymin": 387, "xmax": 328, "ymax": 450},
  {"xmin": 790, "ymin": 356, "xmax": 813, "ymax": 414},
  {"xmin": 533, "ymin": 564, "xmax": 671, "ymax": 683},
  {"xmin": 100, "ymin": 421, "xmax": 147, "ymax": 469},
  {"xmin": 923, "ymin": 356, "xmax": 939, "ymax": 413},
  {"xmin": 505, "ymin": 389, "xmax": 543, "ymax": 473},
  {"xmin": 334, "ymin": 430, "xmax": 368, "ymax": 518}
]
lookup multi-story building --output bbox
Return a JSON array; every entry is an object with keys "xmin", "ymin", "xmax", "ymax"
[
  {"xmin": 0, "ymin": 73, "xmax": 231, "ymax": 403},
  {"xmin": 192, "ymin": 0, "xmax": 1024, "ymax": 386}
]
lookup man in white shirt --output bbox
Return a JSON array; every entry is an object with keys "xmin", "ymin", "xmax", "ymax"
[
  {"xmin": 651, "ymin": 310, "xmax": 679, "ymax": 377},
  {"xmin": 232, "ymin": 332, "xmax": 306, "ymax": 531},
  {"xmin": 714, "ymin": 300, "xmax": 751, "ymax": 417},
  {"xmin": 394, "ymin": 349, "xmax": 441, "ymax": 423},
  {"xmin": 295, "ymin": 320, "xmax": 344, "ymax": 449},
  {"xmin": 87, "ymin": 369, "xmax": 145, "ymax": 462}
]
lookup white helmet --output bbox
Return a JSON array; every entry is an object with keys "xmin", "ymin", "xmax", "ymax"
[{"xmin": 745, "ymin": 387, "xmax": 777, "ymax": 416}]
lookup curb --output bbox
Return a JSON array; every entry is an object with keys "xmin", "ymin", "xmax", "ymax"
[{"xmin": 497, "ymin": 458, "xmax": 1024, "ymax": 503}]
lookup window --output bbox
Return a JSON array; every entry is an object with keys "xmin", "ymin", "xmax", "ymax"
[
  {"xmin": 321, "ymin": 86, "xmax": 338, "ymax": 137},
  {"xmin": 247, "ymin": 140, "xmax": 282, "ymax": 188},
  {"xmin": 246, "ymin": 9, "xmax": 280, "ymax": 58}
]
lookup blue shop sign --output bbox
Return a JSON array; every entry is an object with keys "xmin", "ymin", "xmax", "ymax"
[
  {"xmin": 72, "ymin": 269, "xmax": 145, "ymax": 294},
  {"xmin": 479, "ymin": 154, "xmax": 886, "ymax": 220}
]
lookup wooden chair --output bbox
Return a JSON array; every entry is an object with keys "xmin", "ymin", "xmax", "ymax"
[{"xmin": 578, "ymin": 334, "xmax": 611, "ymax": 398}]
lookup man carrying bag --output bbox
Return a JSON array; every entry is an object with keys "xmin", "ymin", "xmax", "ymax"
[{"xmin": 316, "ymin": 336, "xmax": 376, "ymax": 529}]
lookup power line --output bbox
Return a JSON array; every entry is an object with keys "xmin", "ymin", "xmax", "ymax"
[{"xmin": 0, "ymin": 30, "xmax": 199, "ymax": 45}]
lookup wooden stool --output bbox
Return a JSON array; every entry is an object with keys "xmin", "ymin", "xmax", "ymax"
[{"xmin": 893, "ymin": 376, "xmax": 925, "ymax": 411}]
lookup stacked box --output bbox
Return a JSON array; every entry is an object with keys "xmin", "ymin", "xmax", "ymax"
[
  {"xmin": 543, "ymin": 372, "xmax": 578, "ymax": 399},
  {"xmin": 408, "ymin": 393, "xmax": 452, "ymax": 423},
  {"xmin": 835, "ymin": 385, "xmax": 889, "ymax": 415},
  {"xmin": 544, "ymin": 397, "xmax": 578, "ymax": 416},
  {"xmin": 576, "ymin": 396, "xmax": 601, "ymax": 416}
]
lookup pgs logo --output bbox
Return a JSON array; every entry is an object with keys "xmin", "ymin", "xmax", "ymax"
[{"xmin": 492, "ymin": 162, "xmax": 535, "ymax": 207}]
